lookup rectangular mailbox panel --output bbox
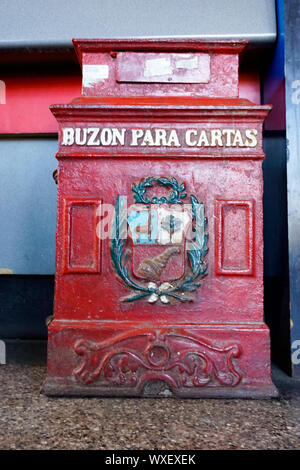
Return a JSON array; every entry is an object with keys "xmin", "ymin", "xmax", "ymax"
[
  {"xmin": 116, "ymin": 53, "xmax": 210, "ymax": 83},
  {"xmin": 215, "ymin": 199, "xmax": 254, "ymax": 276},
  {"xmin": 63, "ymin": 199, "xmax": 102, "ymax": 274}
]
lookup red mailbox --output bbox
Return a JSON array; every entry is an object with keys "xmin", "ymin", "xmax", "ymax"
[{"xmin": 43, "ymin": 39, "xmax": 278, "ymax": 398}]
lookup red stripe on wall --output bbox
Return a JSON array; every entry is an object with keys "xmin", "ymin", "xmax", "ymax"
[{"xmin": 0, "ymin": 71, "xmax": 260, "ymax": 134}]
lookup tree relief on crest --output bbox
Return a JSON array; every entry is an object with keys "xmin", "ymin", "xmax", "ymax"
[{"xmin": 110, "ymin": 176, "xmax": 208, "ymax": 304}]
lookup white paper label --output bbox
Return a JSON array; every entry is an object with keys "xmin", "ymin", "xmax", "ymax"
[
  {"xmin": 176, "ymin": 56, "xmax": 198, "ymax": 70},
  {"xmin": 83, "ymin": 64, "xmax": 109, "ymax": 87},
  {"xmin": 144, "ymin": 58, "xmax": 172, "ymax": 77}
]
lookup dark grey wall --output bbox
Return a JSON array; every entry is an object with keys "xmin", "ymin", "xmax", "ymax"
[
  {"xmin": 284, "ymin": 0, "xmax": 300, "ymax": 376},
  {"xmin": 0, "ymin": 137, "xmax": 57, "ymax": 275},
  {"xmin": 0, "ymin": 0, "xmax": 276, "ymax": 49},
  {"xmin": 0, "ymin": 275, "xmax": 53, "ymax": 339}
]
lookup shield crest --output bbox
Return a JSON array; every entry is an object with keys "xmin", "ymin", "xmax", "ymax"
[
  {"xmin": 128, "ymin": 204, "xmax": 192, "ymax": 282},
  {"xmin": 110, "ymin": 176, "xmax": 208, "ymax": 304}
]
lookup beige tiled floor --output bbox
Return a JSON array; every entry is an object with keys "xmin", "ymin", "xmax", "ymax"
[{"xmin": 0, "ymin": 341, "xmax": 299, "ymax": 450}]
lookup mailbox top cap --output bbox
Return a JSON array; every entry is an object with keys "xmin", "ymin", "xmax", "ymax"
[
  {"xmin": 72, "ymin": 38, "xmax": 248, "ymax": 99},
  {"xmin": 73, "ymin": 38, "xmax": 248, "ymax": 67}
]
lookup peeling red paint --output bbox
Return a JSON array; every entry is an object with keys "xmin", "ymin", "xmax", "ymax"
[{"xmin": 43, "ymin": 39, "xmax": 277, "ymax": 398}]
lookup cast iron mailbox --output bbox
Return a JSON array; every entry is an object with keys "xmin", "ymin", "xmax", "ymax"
[{"xmin": 43, "ymin": 39, "xmax": 278, "ymax": 398}]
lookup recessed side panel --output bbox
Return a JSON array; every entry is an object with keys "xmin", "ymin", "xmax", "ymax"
[
  {"xmin": 62, "ymin": 199, "xmax": 101, "ymax": 274},
  {"xmin": 215, "ymin": 199, "xmax": 254, "ymax": 276}
]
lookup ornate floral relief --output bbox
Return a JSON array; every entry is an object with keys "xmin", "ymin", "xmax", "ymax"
[{"xmin": 73, "ymin": 330, "xmax": 242, "ymax": 389}]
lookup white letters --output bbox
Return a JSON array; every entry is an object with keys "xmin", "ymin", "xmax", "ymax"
[
  {"xmin": 292, "ymin": 80, "xmax": 300, "ymax": 105},
  {"xmin": 87, "ymin": 128, "xmax": 100, "ymax": 146},
  {"xmin": 131, "ymin": 129, "xmax": 180, "ymax": 147},
  {"xmin": 222, "ymin": 129, "xmax": 236, "ymax": 147},
  {"xmin": 62, "ymin": 128, "xmax": 74, "ymax": 146},
  {"xmin": 197, "ymin": 130, "xmax": 210, "ymax": 147},
  {"xmin": 141, "ymin": 129, "xmax": 155, "ymax": 146},
  {"xmin": 245, "ymin": 129, "xmax": 258, "ymax": 147},
  {"xmin": 112, "ymin": 128, "xmax": 126, "ymax": 146},
  {"xmin": 292, "ymin": 340, "xmax": 300, "ymax": 365},
  {"xmin": 101, "ymin": 128, "xmax": 113, "ymax": 146},
  {"xmin": 232, "ymin": 129, "xmax": 245, "ymax": 147},
  {"xmin": 130, "ymin": 129, "xmax": 144, "ymax": 146},
  {"xmin": 155, "ymin": 129, "xmax": 167, "ymax": 146},
  {"xmin": 61, "ymin": 127, "xmax": 258, "ymax": 149},
  {"xmin": 185, "ymin": 129, "xmax": 197, "ymax": 146},
  {"xmin": 75, "ymin": 128, "xmax": 87, "ymax": 145},
  {"xmin": 168, "ymin": 129, "xmax": 180, "ymax": 147},
  {"xmin": 210, "ymin": 129, "xmax": 223, "ymax": 147}
]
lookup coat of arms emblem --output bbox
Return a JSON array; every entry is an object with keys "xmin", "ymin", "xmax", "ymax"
[{"xmin": 110, "ymin": 177, "xmax": 208, "ymax": 304}]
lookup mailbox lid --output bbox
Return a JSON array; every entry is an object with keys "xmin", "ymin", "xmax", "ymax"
[{"xmin": 51, "ymin": 96, "xmax": 271, "ymax": 118}]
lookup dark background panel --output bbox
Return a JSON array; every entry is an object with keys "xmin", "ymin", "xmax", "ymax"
[
  {"xmin": 263, "ymin": 131, "xmax": 291, "ymax": 375},
  {"xmin": 284, "ymin": 0, "xmax": 300, "ymax": 376},
  {"xmin": 0, "ymin": 275, "xmax": 54, "ymax": 339}
]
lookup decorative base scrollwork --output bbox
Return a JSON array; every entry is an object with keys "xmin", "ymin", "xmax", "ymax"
[{"xmin": 73, "ymin": 330, "xmax": 242, "ymax": 390}]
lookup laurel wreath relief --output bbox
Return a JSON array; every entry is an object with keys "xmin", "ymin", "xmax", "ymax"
[
  {"xmin": 110, "ymin": 177, "xmax": 208, "ymax": 304},
  {"xmin": 132, "ymin": 177, "xmax": 187, "ymax": 205}
]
